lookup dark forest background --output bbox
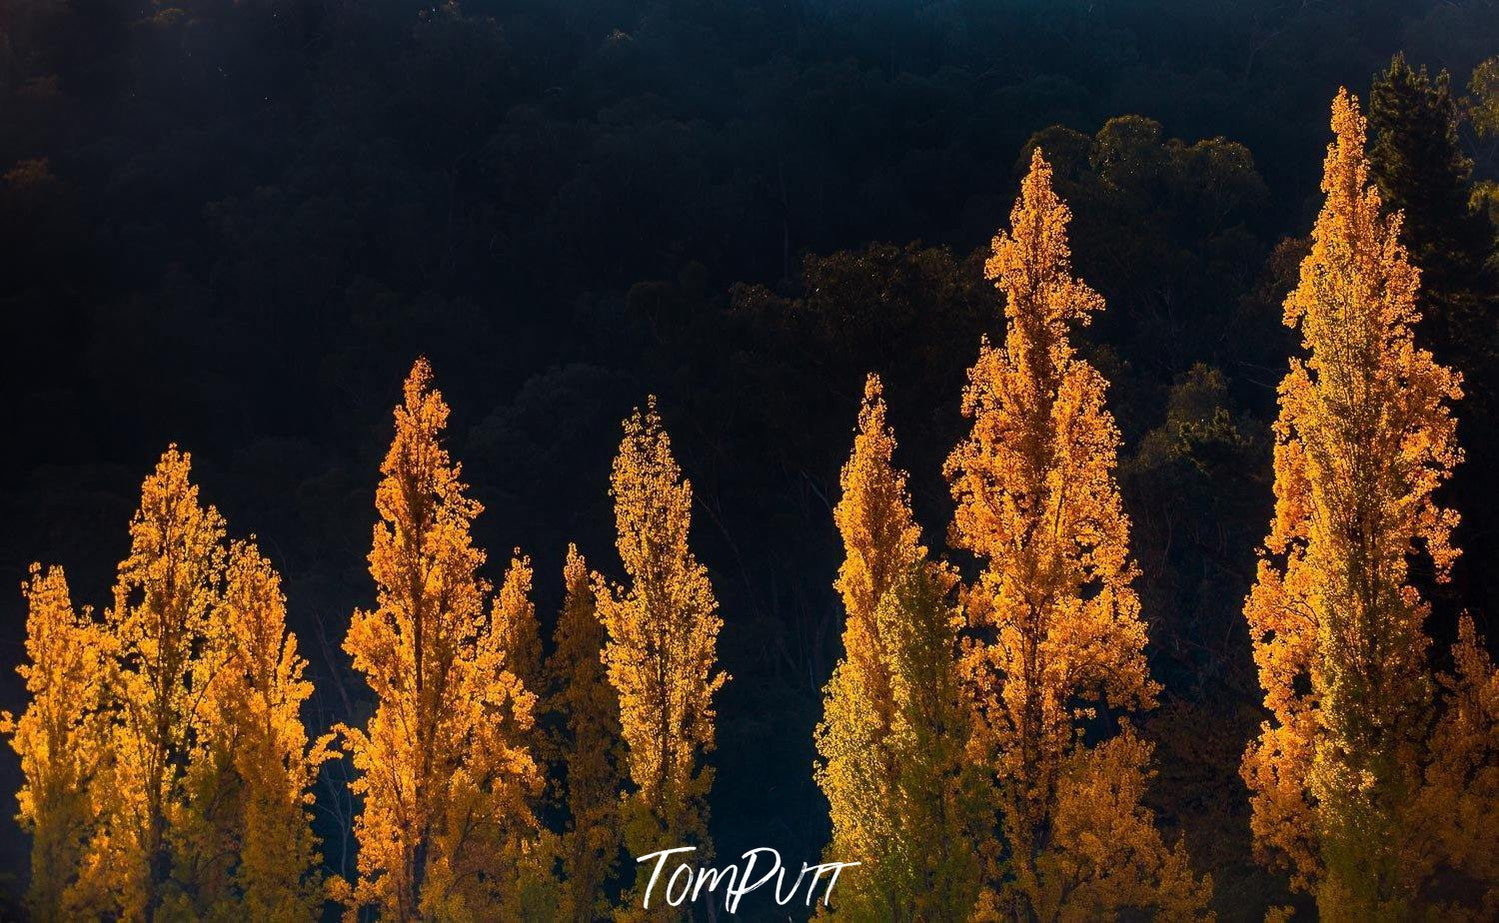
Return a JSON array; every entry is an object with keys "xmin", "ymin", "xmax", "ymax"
[{"xmin": 2, "ymin": 0, "xmax": 1498, "ymax": 917}]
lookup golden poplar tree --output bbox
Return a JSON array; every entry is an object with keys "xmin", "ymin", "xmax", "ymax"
[
  {"xmin": 815, "ymin": 374, "xmax": 982, "ymax": 920},
  {"xmin": 174, "ymin": 540, "xmax": 331, "ymax": 921},
  {"xmin": 548, "ymin": 544, "xmax": 626, "ymax": 922},
  {"xmin": 597, "ymin": 398, "xmax": 726, "ymax": 918},
  {"xmin": 1241, "ymin": 90, "xmax": 1495, "ymax": 919},
  {"xmin": 338, "ymin": 358, "xmax": 542, "ymax": 921},
  {"xmin": 1411, "ymin": 615, "xmax": 1499, "ymax": 918},
  {"xmin": 101, "ymin": 446, "xmax": 229, "ymax": 920},
  {"xmin": 490, "ymin": 548, "xmax": 568, "ymax": 921},
  {"xmin": 946, "ymin": 149, "xmax": 1211, "ymax": 919},
  {"xmin": 2, "ymin": 565, "xmax": 111, "ymax": 921},
  {"xmin": 495, "ymin": 551, "xmax": 545, "ymax": 710},
  {"xmin": 6, "ymin": 451, "xmax": 332, "ymax": 922}
]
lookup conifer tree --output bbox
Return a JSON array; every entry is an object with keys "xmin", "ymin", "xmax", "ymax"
[
  {"xmin": 596, "ymin": 399, "xmax": 726, "ymax": 919},
  {"xmin": 1369, "ymin": 54, "xmax": 1494, "ymax": 365},
  {"xmin": 101, "ymin": 446, "xmax": 229, "ymax": 920},
  {"xmin": 339, "ymin": 358, "xmax": 542, "ymax": 921},
  {"xmin": 815, "ymin": 374, "xmax": 982, "ymax": 920},
  {"xmin": 1241, "ymin": 90, "xmax": 1495, "ymax": 920},
  {"xmin": 946, "ymin": 149, "xmax": 1211, "ymax": 919},
  {"xmin": 548, "ymin": 544, "xmax": 625, "ymax": 922},
  {"xmin": 174, "ymin": 540, "xmax": 331, "ymax": 921},
  {"xmin": 2, "ymin": 565, "xmax": 110, "ymax": 921}
]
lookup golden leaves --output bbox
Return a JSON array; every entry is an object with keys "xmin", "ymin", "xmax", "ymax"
[
  {"xmin": 339, "ymin": 358, "xmax": 542, "ymax": 920},
  {"xmin": 548, "ymin": 544, "xmax": 625, "ymax": 922},
  {"xmin": 596, "ymin": 398, "xmax": 726, "ymax": 911},
  {"xmin": 4, "ymin": 448, "xmax": 327, "ymax": 921},
  {"xmin": 2, "ymin": 565, "xmax": 109, "ymax": 921},
  {"xmin": 816, "ymin": 377, "xmax": 982, "ymax": 917},
  {"xmin": 949, "ymin": 150, "xmax": 1206, "ymax": 918},
  {"xmin": 1244, "ymin": 91, "xmax": 1484, "ymax": 918}
]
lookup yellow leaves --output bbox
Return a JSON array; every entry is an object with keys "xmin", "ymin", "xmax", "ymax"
[
  {"xmin": 105, "ymin": 446, "xmax": 231, "ymax": 919},
  {"xmin": 2, "ymin": 565, "xmax": 110, "ymax": 921},
  {"xmin": 1245, "ymin": 91, "xmax": 1480, "ymax": 918},
  {"xmin": 548, "ymin": 544, "xmax": 626, "ymax": 922},
  {"xmin": 948, "ymin": 149, "xmax": 1206, "ymax": 918},
  {"xmin": 1039, "ymin": 727, "xmax": 1213, "ymax": 921},
  {"xmin": 1410, "ymin": 616, "xmax": 1499, "ymax": 916},
  {"xmin": 190, "ymin": 539, "xmax": 332, "ymax": 922},
  {"xmin": 816, "ymin": 378, "xmax": 983, "ymax": 917},
  {"xmin": 834, "ymin": 374, "xmax": 925, "ymax": 637},
  {"xmin": 4, "ymin": 447, "xmax": 328, "ymax": 921},
  {"xmin": 986, "ymin": 148, "xmax": 1106, "ymax": 342},
  {"xmin": 340, "ymin": 358, "xmax": 542, "ymax": 920},
  {"xmin": 597, "ymin": 398, "xmax": 725, "ymax": 906},
  {"xmin": 496, "ymin": 550, "xmax": 543, "ymax": 696}
]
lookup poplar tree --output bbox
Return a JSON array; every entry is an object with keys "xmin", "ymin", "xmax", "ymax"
[
  {"xmin": 102, "ymin": 447, "xmax": 228, "ymax": 920},
  {"xmin": 1411, "ymin": 615, "xmax": 1499, "ymax": 917},
  {"xmin": 7, "ymin": 452, "xmax": 332, "ymax": 922},
  {"xmin": 174, "ymin": 540, "xmax": 331, "ymax": 921},
  {"xmin": 596, "ymin": 399, "xmax": 726, "ymax": 919},
  {"xmin": 946, "ymin": 149, "xmax": 1211, "ymax": 919},
  {"xmin": 548, "ymin": 545, "xmax": 625, "ymax": 922},
  {"xmin": 815, "ymin": 374, "xmax": 982, "ymax": 920},
  {"xmin": 495, "ymin": 551, "xmax": 545, "ymax": 709},
  {"xmin": 2, "ymin": 565, "xmax": 110, "ymax": 921},
  {"xmin": 339, "ymin": 358, "xmax": 542, "ymax": 920},
  {"xmin": 1242, "ymin": 90, "xmax": 1498, "ymax": 920}
]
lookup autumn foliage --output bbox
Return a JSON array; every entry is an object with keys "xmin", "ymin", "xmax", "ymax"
[
  {"xmin": 337, "ymin": 359, "xmax": 542, "ymax": 921},
  {"xmin": 2, "ymin": 565, "xmax": 107, "ymax": 920},
  {"xmin": 182, "ymin": 540, "xmax": 332, "ymax": 922},
  {"xmin": 596, "ymin": 398, "xmax": 727, "ymax": 917},
  {"xmin": 546, "ymin": 545, "xmax": 626, "ymax": 922},
  {"xmin": 1242, "ymin": 90, "xmax": 1499, "ymax": 919},
  {"xmin": 4, "ymin": 448, "xmax": 326, "ymax": 921},
  {"xmin": 4, "ymin": 87, "xmax": 1499, "ymax": 923},
  {"xmin": 946, "ymin": 149, "xmax": 1212, "ymax": 918},
  {"xmin": 815, "ymin": 374, "xmax": 983, "ymax": 919}
]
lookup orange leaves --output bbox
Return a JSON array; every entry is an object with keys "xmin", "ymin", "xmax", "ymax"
[
  {"xmin": 948, "ymin": 150, "xmax": 1207, "ymax": 917},
  {"xmin": 596, "ymin": 399, "xmax": 725, "ymax": 882},
  {"xmin": 105, "ymin": 447, "xmax": 232, "ymax": 918},
  {"xmin": 1, "ymin": 565, "xmax": 109, "ymax": 920},
  {"xmin": 3, "ymin": 448, "xmax": 328, "ymax": 921},
  {"xmin": 193, "ymin": 539, "xmax": 332, "ymax": 921},
  {"xmin": 495, "ymin": 550, "xmax": 543, "ymax": 697},
  {"xmin": 985, "ymin": 148, "xmax": 1106, "ymax": 340},
  {"xmin": 339, "ymin": 358, "xmax": 542, "ymax": 920},
  {"xmin": 815, "ymin": 376, "xmax": 983, "ymax": 916},
  {"xmin": 1243, "ymin": 91, "xmax": 1486, "ymax": 918},
  {"xmin": 833, "ymin": 374, "xmax": 925, "ymax": 637}
]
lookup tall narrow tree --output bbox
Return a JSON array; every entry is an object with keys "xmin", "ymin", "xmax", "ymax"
[
  {"xmin": 816, "ymin": 374, "xmax": 982, "ymax": 919},
  {"xmin": 174, "ymin": 540, "xmax": 331, "ymax": 921},
  {"xmin": 597, "ymin": 399, "xmax": 726, "ymax": 918},
  {"xmin": 946, "ymin": 149, "xmax": 1211, "ymax": 918},
  {"xmin": 101, "ymin": 447, "xmax": 228, "ymax": 920},
  {"xmin": 2, "ymin": 565, "xmax": 110, "ymax": 921},
  {"xmin": 1411, "ymin": 614, "xmax": 1499, "ymax": 915},
  {"xmin": 1369, "ymin": 53, "xmax": 1495, "ymax": 383},
  {"xmin": 495, "ymin": 551, "xmax": 545, "ymax": 709},
  {"xmin": 339, "ymin": 359, "xmax": 542, "ymax": 920},
  {"xmin": 548, "ymin": 544, "xmax": 625, "ymax": 922},
  {"xmin": 1241, "ymin": 90, "xmax": 1481, "ymax": 919}
]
